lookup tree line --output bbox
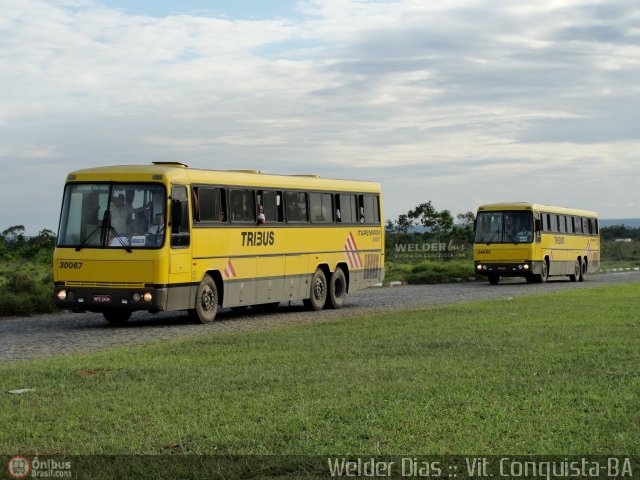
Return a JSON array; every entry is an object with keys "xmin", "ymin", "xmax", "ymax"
[
  {"xmin": 385, "ymin": 201, "xmax": 476, "ymax": 245},
  {"xmin": 0, "ymin": 225, "xmax": 57, "ymax": 262}
]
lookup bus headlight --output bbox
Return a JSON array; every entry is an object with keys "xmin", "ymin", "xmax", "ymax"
[
  {"xmin": 524, "ymin": 264, "xmax": 530, "ymax": 270},
  {"xmin": 132, "ymin": 293, "xmax": 141, "ymax": 302},
  {"xmin": 57, "ymin": 290, "xmax": 67, "ymax": 300},
  {"xmin": 476, "ymin": 264, "xmax": 483, "ymax": 270},
  {"xmin": 143, "ymin": 292, "xmax": 153, "ymax": 303}
]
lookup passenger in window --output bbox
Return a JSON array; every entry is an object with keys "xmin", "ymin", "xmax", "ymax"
[
  {"xmin": 129, "ymin": 212, "xmax": 147, "ymax": 235},
  {"xmin": 359, "ymin": 206, "xmax": 366, "ymax": 223},
  {"xmin": 110, "ymin": 194, "xmax": 128, "ymax": 234},
  {"xmin": 257, "ymin": 204, "xmax": 266, "ymax": 225},
  {"xmin": 147, "ymin": 213, "xmax": 164, "ymax": 246}
]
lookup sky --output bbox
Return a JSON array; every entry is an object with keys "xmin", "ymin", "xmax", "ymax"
[{"xmin": 1, "ymin": 0, "xmax": 639, "ymax": 234}]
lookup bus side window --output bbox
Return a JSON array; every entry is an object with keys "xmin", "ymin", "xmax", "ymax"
[
  {"xmin": 309, "ymin": 192, "xmax": 333, "ymax": 223},
  {"xmin": 195, "ymin": 187, "xmax": 226, "ymax": 223},
  {"xmin": 338, "ymin": 194, "xmax": 357, "ymax": 223},
  {"xmin": 285, "ymin": 191, "xmax": 308, "ymax": 223},
  {"xmin": 230, "ymin": 189, "xmax": 255, "ymax": 223},
  {"xmin": 171, "ymin": 185, "xmax": 190, "ymax": 247},
  {"xmin": 360, "ymin": 195, "xmax": 380, "ymax": 224},
  {"xmin": 259, "ymin": 190, "xmax": 282, "ymax": 223}
]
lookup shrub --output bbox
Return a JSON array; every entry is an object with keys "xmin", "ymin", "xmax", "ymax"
[
  {"xmin": 406, "ymin": 260, "xmax": 475, "ymax": 284},
  {"xmin": 0, "ymin": 291, "xmax": 36, "ymax": 316},
  {"xmin": 5, "ymin": 272, "xmax": 38, "ymax": 294}
]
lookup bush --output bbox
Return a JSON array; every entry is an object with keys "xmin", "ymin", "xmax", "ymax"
[
  {"xmin": 5, "ymin": 272, "xmax": 38, "ymax": 294},
  {"xmin": 0, "ymin": 271, "xmax": 56, "ymax": 316},
  {"xmin": 0, "ymin": 291, "xmax": 38, "ymax": 316},
  {"xmin": 386, "ymin": 260, "xmax": 476, "ymax": 284}
]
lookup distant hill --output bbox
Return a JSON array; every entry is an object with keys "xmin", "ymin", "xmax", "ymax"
[
  {"xmin": 401, "ymin": 218, "xmax": 640, "ymax": 231},
  {"xmin": 600, "ymin": 218, "xmax": 640, "ymax": 228}
]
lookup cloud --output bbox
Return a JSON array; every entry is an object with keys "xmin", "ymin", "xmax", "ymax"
[{"xmin": 1, "ymin": 0, "xmax": 639, "ymax": 233}]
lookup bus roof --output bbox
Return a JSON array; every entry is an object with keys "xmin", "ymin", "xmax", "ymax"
[
  {"xmin": 477, "ymin": 202, "xmax": 598, "ymax": 217},
  {"xmin": 65, "ymin": 163, "xmax": 381, "ymax": 193}
]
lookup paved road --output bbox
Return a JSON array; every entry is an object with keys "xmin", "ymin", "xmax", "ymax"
[{"xmin": 2, "ymin": 271, "xmax": 639, "ymax": 363}]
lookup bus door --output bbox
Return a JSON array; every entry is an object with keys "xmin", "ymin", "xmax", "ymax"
[{"xmin": 167, "ymin": 185, "xmax": 192, "ymax": 309}]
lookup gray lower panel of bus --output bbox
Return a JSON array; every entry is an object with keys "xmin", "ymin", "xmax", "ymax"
[{"xmin": 164, "ymin": 268, "xmax": 384, "ymax": 311}]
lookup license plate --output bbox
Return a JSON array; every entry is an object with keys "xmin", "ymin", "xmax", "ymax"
[{"xmin": 93, "ymin": 295, "xmax": 111, "ymax": 303}]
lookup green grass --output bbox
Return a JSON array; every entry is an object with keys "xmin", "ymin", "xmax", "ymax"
[{"xmin": 1, "ymin": 283, "xmax": 639, "ymax": 457}]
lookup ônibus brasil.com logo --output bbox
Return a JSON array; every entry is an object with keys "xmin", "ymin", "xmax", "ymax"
[
  {"xmin": 7, "ymin": 456, "xmax": 72, "ymax": 478},
  {"xmin": 7, "ymin": 456, "xmax": 31, "ymax": 479}
]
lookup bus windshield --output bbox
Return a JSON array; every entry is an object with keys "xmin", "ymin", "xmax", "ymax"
[
  {"xmin": 57, "ymin": 183, "xmax": 166, "ymax": 249},
  {"xmin": 475, "ymin": 211, "xmax": 533, "ymax": 244}
]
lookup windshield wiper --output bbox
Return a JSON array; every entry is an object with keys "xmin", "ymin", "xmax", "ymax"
[
  {"xmin": 105, "ymin": 224, "xmax": 132, "ymax": 253},
  {"xmin": 102, "ymin": 211, "xmax": 132, "ymax": 253},
  {"xmin": 75, "ymin": 211, "xmax": 109, "ymax": 251}
]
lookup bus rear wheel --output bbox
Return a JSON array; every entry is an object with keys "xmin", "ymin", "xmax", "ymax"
[
  {"xmin": 304, "ymin": 268, "xmax": 327, "ymax": 311},
  {"xmin": 190, "ymin": 275, "xmax": 218, "ymax": 324},
  {"xmin": 579, "ymin": 259, "xmax": 587, "ymax": 282},
  {"xmin": 103, "ymin": 310, "xmax": 131, "ymax": 325},
  {"xmin": 328, "ymin": 267, "xmax": 347, "ymax": 309}
]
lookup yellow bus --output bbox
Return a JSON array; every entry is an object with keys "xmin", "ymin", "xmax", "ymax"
[
  {"xmin": 473, "ymin": 202, "xmax": 599, "ymax": 284},
  {"xmin": 53, "ymin": 162, "xmax": 384, "ymax": 324}
]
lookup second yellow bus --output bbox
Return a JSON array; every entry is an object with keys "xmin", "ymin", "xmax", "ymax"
[{"xmin": 474, "ymin": 202, "xmax": 600, "ymax": 284}]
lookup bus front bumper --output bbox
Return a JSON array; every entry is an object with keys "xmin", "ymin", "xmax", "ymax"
[
  {"xmin": 474, "ymin": 261, "xmax": 543, "ymax": 277},
  {"xmin": 53, "ymin": 285, "xmax": 168, "ymax": 312}
]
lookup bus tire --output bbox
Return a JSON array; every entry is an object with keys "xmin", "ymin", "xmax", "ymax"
[
  {"xmin": 539, "ymin": 258, "xmax": 549, "ymax": 283},
  {"xmin": 579, "ymin": 259, "xmax": 587, "ymax": 282},
  {"xmin": 488, "ymin": 274, "xmax": 500, "ymax": 285},
  {"xmin": 190, "ymin": 275, "xmax": 218, "ymax": 323},
  {"xmin": 306, "ymin": 268, "xmax": 327, "ymax": 311},
  {"xmin": 103, "ymin": 310, "xmax": 131, "ymax": 325},
  {"xmin": 328, "ymin": 267, "xmax": 347, "ymax": 309},
  {"xmin": 569, "ymin": 259, "xmax": 580, "ymax": 282}
]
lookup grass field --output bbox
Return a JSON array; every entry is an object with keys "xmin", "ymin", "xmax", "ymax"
[{"xmin": 1, "ymin": 283, "xmax": 638, "ymax": 460}]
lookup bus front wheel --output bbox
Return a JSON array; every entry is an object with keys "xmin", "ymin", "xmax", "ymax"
[
  {"xmin": 190, "ymin": 275, "xmax": 218, "ymax": 323},
  {"xmin": 488, "ymin": 274, "xmax": 500, "ymax": 285},
  {"xmin": 304, "ymin": 268, "xmax": 327, "ymax": 311},
  {"xmin": 538, "ymin": 259, "xmax": 549, "ymax": 283},
  {"xmin": 328, "ymin": 267, "xmax": 347, "ymax": 309}
]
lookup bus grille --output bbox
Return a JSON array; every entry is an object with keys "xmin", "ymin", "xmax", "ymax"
[{"xmin": 64, "ymin": 281, "xmax": 146, "ymax": 289}]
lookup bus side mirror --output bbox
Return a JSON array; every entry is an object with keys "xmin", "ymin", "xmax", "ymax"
[
  {"xmin": 473, "ymin": 219, "xmax": 477, "ymax": 232},
  {"xmin": 171, "ymin": 199, "xmax": 182, "ymax": 233},
  {"xmin": 535, "ymin": 218, "xmax": 542, "ymax": 232}
]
